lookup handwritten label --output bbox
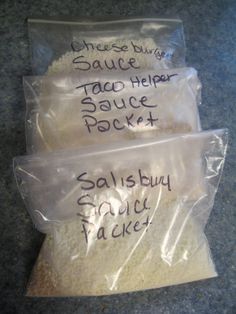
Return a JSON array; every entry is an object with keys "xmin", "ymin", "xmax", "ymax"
[
  {"xmin": 76, "ymin": 72, "xmax": 178, "ymax": 134},
  {"xmin": 71, "ymin": 39, "xmax": 174, "ymax": 72},
  {"xmin": 75, "ymin": 169, "xmax": 172, "ymax": 243}
]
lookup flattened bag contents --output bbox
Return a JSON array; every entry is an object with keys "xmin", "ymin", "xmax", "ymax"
[
  {"xmin": 28, "ymin": 17, "xmax": 186, "ymax": 74},
  {"xmin": 24, "ymin": 68, "xmax": 201, "ymax": 153}
]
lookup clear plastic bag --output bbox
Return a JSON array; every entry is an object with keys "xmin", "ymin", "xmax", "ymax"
[
  {"xmin": 28, "ymin": 17, "xmax": 186, "ymax": 75},
  {"xmin": 24, "ymin": 67, "xmax": 201, "ymax": 153},
  {"xmin": 13, "ymin": 129, "xmax": 228, "ymax": 296}
]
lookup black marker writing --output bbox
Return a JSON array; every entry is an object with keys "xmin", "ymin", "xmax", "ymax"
[
  {"xmin": 81, "ymin": 215, "xmax": 152, "ymax": 243},
  {"xmin": 130, "ymin": 73, "xmax": 178, "ymax": 88},
  {"xmin": 82, "ymin": 111, "xmax": 158, "ymax": 133},
  {"xmin": 76, "ymin": 80, "xmax": 125, "ymax": 96},
  {"xmin": 71, "ymin": 40, "xmax": 129, "ymax": 53},
  {"xmin": 77, "ymin": 170, "xmax": 171, "ymax": 192},
  {"xmin": 73, "ymin": 55, "xmax": 140, "ymax": 72},
  {"xmin": 80, "ymin": 95, "xmax": 157, "ymax": 114}
]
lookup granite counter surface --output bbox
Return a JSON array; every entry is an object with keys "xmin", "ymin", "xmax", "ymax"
[{"xmin": 0, "ymin": 0, "xmax": 235, "ymax": 313}]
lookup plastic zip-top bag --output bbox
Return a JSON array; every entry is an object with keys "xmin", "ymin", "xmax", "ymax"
[
  {"xmin": 24, "ymin": 67, "xmax": 201, "ymax": 153},
  {"xmin": 28, "ymin": 17, "xmax": 186, "ymax": 75},
  {"xmin": 14, "ymin": 129, "xmax": 228, "ymax": 296}
]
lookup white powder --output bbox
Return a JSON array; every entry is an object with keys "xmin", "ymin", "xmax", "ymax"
[
  {"xmin": 46, "ymin": 38, "xmax": 171, "ymax": 75},
  {"xmin": 25, "ymin": 68, "xmax": 201, "ymax": 153},
  {"xmin": 21, "ymin": 33, "xmax": 219, "ymax": 297},
  {"xmin": 13, "ymin": 130, "xmax": 227, "ymax": 296},
  {"xmin": 27, "ymin": 215, "xmax": 216, "ymax": 296},
  {"xmin": 28, "ymin": 18, "xmax": 186, "ymax": 75}
]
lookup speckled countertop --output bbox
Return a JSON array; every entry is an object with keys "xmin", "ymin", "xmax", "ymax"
[{"xmin": 0, "ymin": 1, "xmax": 235, "ymax": 313}]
